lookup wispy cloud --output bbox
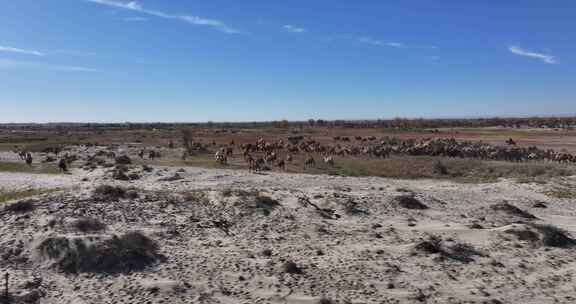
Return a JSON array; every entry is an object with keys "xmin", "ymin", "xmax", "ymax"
[
  {"xmin": 86, "ymin": 0, "xmax": 243, "ymax": 34},
  {"xmin": 283, "ymin": 25, "xmax": 306, "ymax": 33},
  {"xmin": 0, "ymin": 46, "xmax": 44, "ymax": 56},
  {"xmin": 51, "ymin": 66, "xmax": 99, "ymax": 72},
  {"xmin": 0, "ymin": 59, "xmax": 98, "ymax": 72},
  {"xmin": 358, "ymin": 36, "xmax": 437, "ymax": 49},
  {"xmin": 508, "ymin": 46, "xmax": 556, "ymax": 64},
  {"xmin": 124, "ymin": 16, "xmax": 147, "ymax": 22},
  {"xmin": 51, "ymin": 50, "xmax": 98, "ymax": 57}
]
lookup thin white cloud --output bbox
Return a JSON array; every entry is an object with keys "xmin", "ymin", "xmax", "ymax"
[
  {"xmin": 0, "ymin": 46, "xmax": 44, "ymax": 56},
  {"xmin": 509, "ymin": 46, "xmax": 556, "ymax": 64},
  {"xmin": 124, "ymin": 16, "xmax": 147, "ymax": 22},
  {"xmin": 0, "ymin": 59, "xmax": 98, "ymax": 72},
  {"xmin": 283, "ymin": 25, "xmax": 306, "ymax": 33},
  {"xmin": 358, "ymin": 36, "xmax": 437, "ymax": 49},
  {"xmin": 52, "ymin": 66, "xmax": 99, "ymax": 72},
  {"xmin": 86, "ymin": 0, "xmax": 243, "ymax": 34},
  {"xmin": 51, "ymin": 50, "xmax": 98, "ymax": 57}
]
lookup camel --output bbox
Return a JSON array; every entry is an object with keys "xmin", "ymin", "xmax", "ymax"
[
  {"xmin": 277, "ymin": 159, "xmax": 286, "ymax": 171},
  {"xmin": 18, "ymin": 151, "xmax": 27, "ymax": 161},
  {"xmin": 224, "ymin": 146, "xmax": 234, "ymax": 158},
  {"xmin": 323, "ymin": 155, "xmax": 335, "ymax": 168},
  {"xmin": 246, "ymin": 155, "xmax": 262, "ymax": 173},
  {"xmin": 58, "ymin": 158, "xmax": 67, "ymax": 173},
  {"xmin": 264, "ymin": 152, "xmax": 277, "ymax": 165},
  {"xmin": 25, "ymin": 153, "xmax": 33, "ymax": 167},
  {"xmin": 215, "ymin": 149, "xmax": 228, "ymax": 165},
  {"xmin": 304, "ymin": 155, "xmax": 315, "ymax": 169}
]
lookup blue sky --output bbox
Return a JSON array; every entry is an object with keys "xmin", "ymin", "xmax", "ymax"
[{"xmin": 0, "ymin": 0, "xmax": 574, "ymax": 122}]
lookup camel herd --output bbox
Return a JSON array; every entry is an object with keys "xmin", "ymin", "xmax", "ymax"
[
  {"xmin": 210, "ymin": 135, "xmax": 576, "ymax": 172},
  {"xmin": 9, "ymin": 134, "xmax": 576, "ymax": 175}
]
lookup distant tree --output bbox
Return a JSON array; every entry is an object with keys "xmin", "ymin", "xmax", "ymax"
[
  {"xmin": 181, "ymin": 128, "xmax": 193, "ymax": 152},
  {"xmin": 308, "ymin": 119, "xmax": 316, "ymax": 127},
  {"xmin": 278, "ymin": 120, "xmax": 290, "ymax": 129}
]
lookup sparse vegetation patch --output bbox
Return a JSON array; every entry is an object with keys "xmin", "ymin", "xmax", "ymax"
[{"xmin": 34, "ymin": 231, "xmax": 160, "ymax": 273}]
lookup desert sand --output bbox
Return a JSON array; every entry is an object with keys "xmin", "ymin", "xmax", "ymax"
[{"xmin": 1, "ymin": 158, "xmax": 576, "ymax": 304}]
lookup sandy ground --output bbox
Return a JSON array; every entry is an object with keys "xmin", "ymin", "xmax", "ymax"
[{"xmin": 1, "ymin": 162, "xmax": 576, "ymax": 303}]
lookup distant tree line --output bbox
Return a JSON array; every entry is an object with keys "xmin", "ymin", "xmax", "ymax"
[{"xmin": 1, "ymin": 116, "xmax": 575, "ymax": 131}]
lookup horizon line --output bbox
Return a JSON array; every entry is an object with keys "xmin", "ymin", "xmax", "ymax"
[{"xmin": 1, "ymin": 114, "xmax": 575, "ymax": 125}]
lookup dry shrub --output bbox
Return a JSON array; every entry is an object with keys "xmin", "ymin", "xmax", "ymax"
[
  {"xmin": 221, "ymin": 188, "xmax": 258, "ymax": 198},
  {"xmin": 71, "ymin": 217, "xmax": 106, "ymax": 233},
  {"xmin": 343, "ymin": 199, "xmax": 368, "ymax": 215},
  {"xmin": 490, "ymin": 202, "xmax": 537, "ymax": 219},
  {"xmin": 505, "ymin": 224, "xmax": 574, "ymax": 248},
  {"xmin": 115, "ymin": 155, "xmax": 132, "ymax": 165},
  {"xmin": 4, "ymin": 200, "xmax": 35, "ymax": 213},
  {"xmin": 505, "ymin": 228, "xmax": 539, "ymax": 242},
  {"xmin": 113, "ymin": 169, "xmax": 130, "ymax": 181},
  {"xmin": 35, "ymin": 231, "xmax": 159, "ymax": 273},
  {"xmin": 395, "ymin": 195, "xmax": 429, "ymax": 210},
  {"xmin": 282, "ymin": 260, "xmax": 303, "ymax": 274},
  {"xmin": 221, "ymin": 188, "xmax": 234, "ymax": 197},
  {"xmin": 532, "ymin": 201, "xmax": 548, "ymax": 208},
  {"xmin": 531, "ymin": 224, "xmax": 574, "ymax": 247},
  {"xmin": 93, "ymin": 185, "xmax": 127, "ymax": 201},
  {"xmin": 318, "ymin": 297, "xmax": 335, "ymax": 304},
  {"xmin": 254, "ymin": 195, "xmax": 280, "ymax": 216},
  {"xmin": 415, "ymin": 235, "xmax": 483, "ymax": 263}
]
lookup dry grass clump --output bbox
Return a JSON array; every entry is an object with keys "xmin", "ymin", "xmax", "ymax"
[
  {"xmin": 3, "ymin": 200, "xmax": 35, "ymax": 213},
  {"xmin": 282, "ymin": 260, "xmax": 304, "ymax": 274},
  {"xmin": 254, "ymin": 195, "xmax": 280, "ymax": 216},
  {"xmin": 490, "ymin": 202, "xmax": 537, "ymax": 219},
  {"xmin": 414, "ymin": 235, "xmax": 483, "ymax": 263},
  {"xmin": 113, "ymin": 169, "xmax": 130, "ymax": 181},
  {"xmin": 532, "ymin": 201, "xmax": 548, "ymax": 208},
  {"xmin": 395, "ymin": 195, "xmax": 429, "ymax": 210},
  {"xmin": 318, "ymin": 297, "xmax": 336, "ymax": 304},
  {"xmin": 70, "ymin": 217, "xmax": 106, "ymax": 233},
  {"xmin": 532, "ymin": 224, "xmax": 575, "ymax": 247},
  {"xmin": 505, "ymin": 224, "xmax": 574, "ymax": 248},
  {"xmin": 92, "ymin": 185, "xmax": 127, "ymax": 201},
  {"xmin": 35, "ymin": 231, "xmax": 159, "ymax": 273},
  {"xmin": 115, "ymin": 155, "xmax": 132, "ymax": 165},
  {"xmin": 343, "ymin": 199, "xmax": 368, "ymax": 215},
  {"xmin": 221, "ymin": 188, "xmax": 258, "ymax": 198}
]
